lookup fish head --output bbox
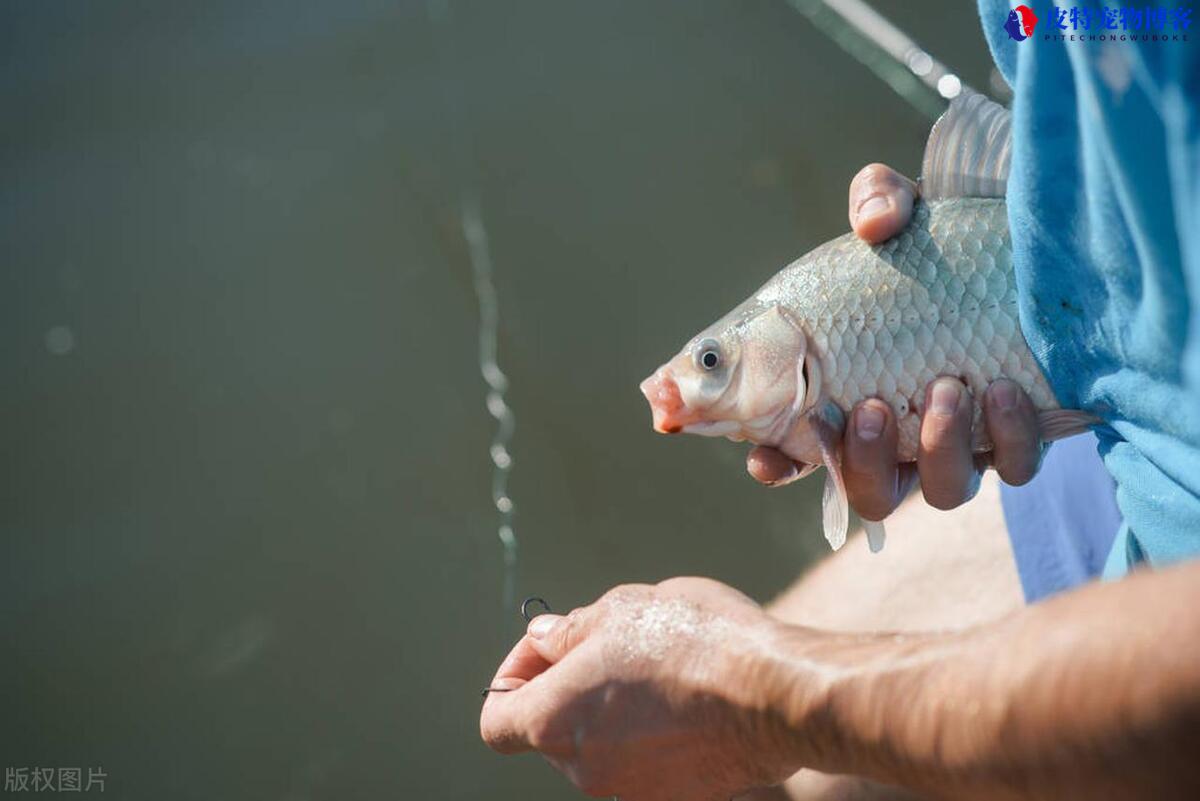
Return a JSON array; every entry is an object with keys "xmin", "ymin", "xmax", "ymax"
[{"xmin": 640, "ymin": 303, "xmax": 813, "ymax": 444}]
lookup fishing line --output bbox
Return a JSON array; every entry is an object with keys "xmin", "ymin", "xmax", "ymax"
[
  {"xmin": 438, "ymin": 0, "xmax": 974, "ymax": 689},
  {"xmin": 783, "ymin": 0, "xmax": 974, "ymax": 121},
  {"xmin": 427, "ymin": 0, "xmax": 520, "ymax": 625}
]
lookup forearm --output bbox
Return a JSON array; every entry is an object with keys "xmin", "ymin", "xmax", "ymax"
[
  {"xmin": 764, "ymin": 560, "xmax": 1200, "ymax": 800},
  {"xmin": 765, "ymin": 474, "xmax": 1022, "ymax": 634}
]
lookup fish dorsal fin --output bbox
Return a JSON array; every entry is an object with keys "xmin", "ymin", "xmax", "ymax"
[{"xmin": 920, "ymin": 91, "xmax": 1012, "ymax": 200}]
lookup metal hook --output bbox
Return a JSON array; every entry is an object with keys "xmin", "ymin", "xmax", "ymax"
[
  {"xmin": 520, "ymin": 596, "xmax": 552, "ymax": 622},
  {"xmin": 482, "ymin": 596, "xmax": 553, "ymax": 698}
]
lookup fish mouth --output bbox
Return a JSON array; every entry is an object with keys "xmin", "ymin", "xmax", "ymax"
[
  {"xmin": 639, "ymin": 368, "xmax": 697, "ymax": 434},
  {"xmin": 682, "ymin": 420, "xmax": 741, "ymax": 437}
]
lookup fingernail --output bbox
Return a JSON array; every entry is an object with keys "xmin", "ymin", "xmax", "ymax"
[
  {"xmin": 855, "ymin": 405, "xmax": 885, "ymax": 441},
  {"xmin": 528, "ymin": 615, "xmax": 557, "ymax": 639},
  {"xmin": 930, "ymin": 380, "xmax": 961, "ymax": 416},
  {"xmin": 856, "ymin": 195, "xmax": 889, "ymax": 222},
  {"xmin": 992, "ymin": 380, "xmax": 1017, "ymax": 411}
]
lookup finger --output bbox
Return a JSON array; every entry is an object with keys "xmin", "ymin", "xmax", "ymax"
[
  {"xmin": 983, "ymin": 379, "xmax": 1042, "ymax": 486},
  {"xmin": 525, "ymin": 607, "xmax": 596, "ymax": 665},
  {"xmin": 917, "ymin": 378, "xmax": 980, "ymax": 510},
  {"xmin": 480, "ymin": 636, "xmax": 553, "ymax": 755},
  {"xmin": 488, "ymin": 634, "xmax": 553, "ymax": 690},
  {"xmin": 480, "ymin": 674, "xmax": 541, "ymax": 754},
  {"xmin": 848, "ymin": 163, "xmax": 918, "ymax": 244},
  {"xmin": 481, "ymin": 652, "xmax": 585, "ymax": 758},
  {"xmin": 843, "ymin": 399, "xmax": 902, "ymax": 521},
  {"xmin": 746, "ymin": 446, "xmax": 805, "ymax": 486}
]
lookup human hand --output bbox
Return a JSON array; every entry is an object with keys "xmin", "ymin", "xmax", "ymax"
[
  {"xmin": 746, "ymin": 164, "xmax": 1043, "ymax": 518},
  {"xmin": 479, "ymin": 578, "xmax": 803, "ymax": 800}
]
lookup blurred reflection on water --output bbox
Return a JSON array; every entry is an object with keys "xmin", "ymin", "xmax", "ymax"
[{"xmin": 3, "ymin": 1, "xmax": 992, "ymax": 797}]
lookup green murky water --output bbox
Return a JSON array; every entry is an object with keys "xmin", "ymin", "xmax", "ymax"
[{"xmin": 3, "ymin": 2, "xmax": 993, "ymax": 797}]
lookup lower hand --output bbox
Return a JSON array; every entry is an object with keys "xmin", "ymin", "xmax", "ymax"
[
  {"xmin": 746, "ymin": 164, "xmax": 1043, "ymax": 518},
  {"xmin": 479, "ymin": 578, "xmax": 802, "ymax": 800}
]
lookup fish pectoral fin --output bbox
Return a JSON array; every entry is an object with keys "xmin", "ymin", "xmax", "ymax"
[
  {"xmin": 809, "ymin": 401, "xmax": 849, "ymax": 551},
  {"xmin": 769, "ymin": 461, "xmax": 821, "ymax": 487},
  {"xmin": 862, "ymin": 518, "xmax": 887, "ymax": 553},
  {"xmin": 1037, "ymin": 409, "xmax": 1102, "ymax": 442},
  {"xmin": 821, "ymin": 466, "xmax": 849, "ymax": 552}
]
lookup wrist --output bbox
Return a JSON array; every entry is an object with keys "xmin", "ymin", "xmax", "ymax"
[
  {"xmin": 694, "ymin": 613, "xmax": 826, "ymax": 785},
  {"xmin": 717, "ymin": 617, "xmax": 847, "ymax": 777},
  {"xmin": 759, "ymin": 623, "xmax": 958, "ymax": 779},
  {"xmin": 756, "ymin": 623, "xmax": 846, "ymax": 770}
]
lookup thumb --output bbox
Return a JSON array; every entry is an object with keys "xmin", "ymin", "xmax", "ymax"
[
  {"xmin": 525, "ymin": 607, "xmax": 593, "ymax": 664},
  {"xmin": 848, "ymin": 163, "xmax": 918, "ymax": 244}
]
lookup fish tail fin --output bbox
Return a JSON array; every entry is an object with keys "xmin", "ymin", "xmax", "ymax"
[{"xmin": 1038, "ymin": 409, "xmax": 1102, "ymax": 442}]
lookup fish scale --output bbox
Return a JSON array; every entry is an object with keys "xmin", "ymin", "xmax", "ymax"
[{"xmin": 756, "ymin": 197, "xmax": 1057, "ymax": 460}]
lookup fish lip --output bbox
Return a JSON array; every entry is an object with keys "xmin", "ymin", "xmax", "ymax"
[{"xmin": 641, "ymin": 367, "xmax": 694, "ymax": 434}]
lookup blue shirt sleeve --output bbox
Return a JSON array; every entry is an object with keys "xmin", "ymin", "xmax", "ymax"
[
  {"xmin": 977, "ymin": 0, "xmax": 1200, "ymax": 574},
  {"xmin": 1000, "ymin": 433, "xmax": 1120, "ymax": 602}
]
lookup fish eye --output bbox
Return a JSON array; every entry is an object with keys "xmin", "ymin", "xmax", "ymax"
[{"xmin": 695, "ymin": 339, "xmax": 721, "ymax": 371}]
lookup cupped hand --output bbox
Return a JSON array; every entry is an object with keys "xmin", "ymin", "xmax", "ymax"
[
  {"xmin": 480, "ymin": 578, "xmax": 802, "ymax": 801},
  {"xmin": 746, "ymin": 164, "xmax": 1043, "ymax": 519}
]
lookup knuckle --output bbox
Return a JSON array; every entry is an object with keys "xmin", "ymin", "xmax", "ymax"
[
  {"xmin": 558, "ymin": 608, "xmax": 584, "ymax": 638},
  {"xmin": 479, "ymin": 717, "xmax": 518, "ymax": 755},
  {"xmin": 920, "ymin": 413, "xmax": 971, "ymax": 453},
  {"xmin": 921, "ymin": 469, "xmax": 981, "ymax": 509},
  {"xmin": 843, "ymin": 467, "xmax": 896, "ymax": 520},
  {"xmin": 922, "ymin": 484, "xmax": 968, "ymax": 510},
  {"xmin": 600, "ymin": 583, "xmax": 648, "ymax": 607},
  {"xmin": 995, "ymin": 453, "xmax": 1038, "ymax": 486},
  {"xmin": 921, "ymin": 431, "xmax": 966, "ymax": 460},
  {"xmin": 655, "ymin": 576, "xmax": 689, "ymax": 592},
  {"xmin": 850, "ymin": 493, "xmax": 896, "ymax": 522},
  {"xmin": 656, "ymin": 575, "xmax": 711, "ymax": 592},
  {"xmin": 854, "ymin": 162, "xmax": 895, "ymax": 187}
]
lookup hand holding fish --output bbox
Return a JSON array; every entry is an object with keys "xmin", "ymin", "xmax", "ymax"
[
  {"xmin": 641, "ymin": 95, "xmax": 1098, "ymax": 552},
  {"xmin": 746, "ymin": 163, "xmax": 1044, "ymax": 522}
]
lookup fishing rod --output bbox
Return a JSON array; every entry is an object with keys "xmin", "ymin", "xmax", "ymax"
[{"xmin": 784, "ymin": 0, "xmax": 980, "ymax": 121}]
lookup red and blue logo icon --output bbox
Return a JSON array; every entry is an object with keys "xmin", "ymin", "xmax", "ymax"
[{"xmin": 1004, "ymin": 4, "xmax": 1040, "ymax": 40}]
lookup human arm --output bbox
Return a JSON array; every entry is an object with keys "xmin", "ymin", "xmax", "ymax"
[
  {"xmin": 771, "ymin": 558, "xmax": 1200, "ymax": 800},
  {"xmin": 742, "ymin": 471, "xmax": 1023, "ymax": 801},
  {"xmin": 480, "ymin": 563, "xmax": 1200, "ymax": 801}
]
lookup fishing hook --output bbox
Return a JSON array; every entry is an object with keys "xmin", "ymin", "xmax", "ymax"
[
  {"xmin": 520, "ymin": 596, "xmax": 551, "ymax": 622},
  {"xmin": 481, "ymin": 596, "xmax": 553, "ymax": 697}
]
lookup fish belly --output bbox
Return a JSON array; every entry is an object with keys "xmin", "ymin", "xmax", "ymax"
[{"xmin": 760, "ymin": 198, "xmax": 1056, "ymax": 461}]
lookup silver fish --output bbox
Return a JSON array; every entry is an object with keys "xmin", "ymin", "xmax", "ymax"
[{"xmin": 640, "ymin": 94, "xmax": 1097, "ymax": 553}]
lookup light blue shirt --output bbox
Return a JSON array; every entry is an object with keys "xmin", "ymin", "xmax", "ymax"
[{"xmin": 978, "ymin": 1, "xmax": 1200, "ymax": 586}]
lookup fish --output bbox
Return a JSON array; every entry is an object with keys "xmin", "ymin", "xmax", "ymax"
[{"xmin": 639, "ymin": 93, "xmax": 1098, "ymax": 553}]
